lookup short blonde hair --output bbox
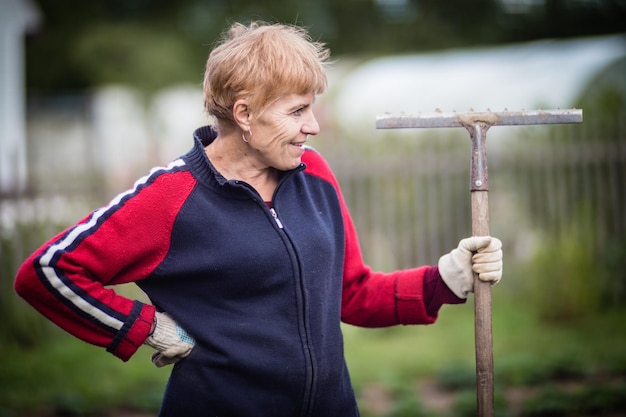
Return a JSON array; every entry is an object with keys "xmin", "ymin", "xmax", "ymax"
[{"xmin": 203, "ymin": 21, "xmax": 330, "ymax": 129}]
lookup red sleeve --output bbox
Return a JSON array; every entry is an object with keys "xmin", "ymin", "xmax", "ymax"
[
  {"xmin": 14, "ymin": 162, "xmax": 196, "ymax": 361},
  {"xmin": 303, "ymin": 149, "xmax": 441, "ymax": 327},
  {"xmin": 423, "ymin": 266, "xmax": 466, "ymax": 317}
]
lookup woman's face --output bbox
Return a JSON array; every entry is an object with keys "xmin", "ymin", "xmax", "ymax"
[{"xmin": 248, "ymin": 92, "xmax": 320, "ymax": 171}]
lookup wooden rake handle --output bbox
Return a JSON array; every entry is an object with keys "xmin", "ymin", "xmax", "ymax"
[{"xmin": 467, "ymin": 121, "xmax": 494, "ymax": 417}]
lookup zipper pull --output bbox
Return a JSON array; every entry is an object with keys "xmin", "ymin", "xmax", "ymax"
[{"xmin": 269, "ymin": 208, "xmax": 284, "ymax": 229}]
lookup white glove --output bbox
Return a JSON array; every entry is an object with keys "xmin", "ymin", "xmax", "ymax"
[
  {"xmin": 144, "ymin": 312, "xmax": 195, "ymax": 367},
  {"xmin": 438, "ymin": 236, "xmax": 503, "ymax": 299}
]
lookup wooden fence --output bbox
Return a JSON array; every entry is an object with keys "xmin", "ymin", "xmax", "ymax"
[
  {"xmin": 2, "ymin": 103, "xmax": 625, "ymax": 333},
  {"xmin": 316, "ymin": 119, "xmax": 626, "ymax": 271}
]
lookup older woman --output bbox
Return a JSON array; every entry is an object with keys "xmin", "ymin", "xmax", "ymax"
[{"xmin": 15, "ymin": 21, "xmax": 502, "ymax": 416}]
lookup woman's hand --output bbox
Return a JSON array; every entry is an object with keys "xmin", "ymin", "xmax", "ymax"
[
  {"xmin": 144, "ymin": 312, "xmax": 195, "ymax": 367},
  {"xmin": 438, "ymin": 236, "xmax": 503, "ymax": 299}
]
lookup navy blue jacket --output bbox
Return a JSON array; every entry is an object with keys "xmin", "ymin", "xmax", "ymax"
[{"xmin": 15, "ymin": 126, "xmax": 441, "ymax": 416}]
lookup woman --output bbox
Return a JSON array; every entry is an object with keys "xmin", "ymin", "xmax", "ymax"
[{"xmin": 14, "ymin": 21, "xmax": 503, "ymax": 416}]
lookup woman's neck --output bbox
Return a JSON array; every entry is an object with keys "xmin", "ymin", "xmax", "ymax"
[{"xmin": 205, "ymin": 134, "xmax": 278, "ymax": 201}]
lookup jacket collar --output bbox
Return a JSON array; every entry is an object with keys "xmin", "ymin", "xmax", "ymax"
[{"xmin": 187, "ymin": 125, "xmax": 305, "ymax": 198}]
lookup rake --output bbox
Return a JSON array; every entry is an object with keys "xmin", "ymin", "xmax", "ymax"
[{"xmin": 376, "ymin": 108, "xmax": 583, "ymax": 416}]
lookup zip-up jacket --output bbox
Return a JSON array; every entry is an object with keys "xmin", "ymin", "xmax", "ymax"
[{"xmin": 15, "ymin": 126, "xmax": 445, "ymax": 416}]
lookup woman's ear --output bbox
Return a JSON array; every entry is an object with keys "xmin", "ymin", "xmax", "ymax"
[{"xmin": 233, "ymin": 99, "xmax": 251, "ymax": 131}]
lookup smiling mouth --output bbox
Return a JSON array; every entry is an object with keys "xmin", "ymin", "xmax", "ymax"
[{"xmin": 291, "ymin": 135, "xmax": 309, "ymax": 148}]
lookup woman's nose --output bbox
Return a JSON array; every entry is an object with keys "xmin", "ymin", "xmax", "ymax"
[{"xmin": 304, "ymin": 112, "xmax": 320, "ymax": 136}]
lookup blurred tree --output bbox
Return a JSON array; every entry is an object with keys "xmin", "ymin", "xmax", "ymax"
[
  {"xmin": 70, "ymin": 23, "xmax": 198, "ymax": 96},
  {"xmin": 498, "ymin": 0, "xmax": 626, "ymax": 41},
  {"xmin": 26, "ymin": 0, "xmax": 206, "ymax": 93},
  {"xmin": 25, "ymin": 0, "xmax": 626, "ymax": 92}
]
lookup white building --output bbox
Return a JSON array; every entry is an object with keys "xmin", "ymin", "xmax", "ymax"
[
  {"xmin": 327, "ymin": 33, "xmax": 626, "ymax": 139},
  {"xmin": 0, "ymin": 0, "xmax": 40, "ymax": 193}
]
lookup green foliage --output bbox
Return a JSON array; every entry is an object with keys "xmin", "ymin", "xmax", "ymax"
[
  {"xmin": 521, "ymin": 233, "xmax": 601, "ymax": 322},
  {"xmin": 520, "ymin": 382, "xmax": 626, "ymax": 417},
  {"xmin": 576, "ymin": 383, "xmax": 626, "ymax": 415},
  {"xmin": 385, "ymin": 386, "xmax": 432, "ymax": 417},
  {"xmin": 521, "ymin": 387, "xmax": 575, "ymax": 417},
  {"xmin": 601, "ymin": 239, "xmax": 626, "ymax": 305},
  {"xmin": 70, "ymin": 23, "xmax": 199, "ymax": 97},
  {"xmin": 0, "ymin": 223, "xmax": 54, "ymax": 347},
  {"xmin": 0, "ymin": 333, "xmax": 167, "ymax": 416},
  {"xmin": 517, "ymin": 164, "xmax": 626, "ymax": 319},
  {"xmin": 497, "ymin": 352, "xmax": 587, "ymax": 388},
  {"xmin": 435, "ymin": 365, "xmax": 476, "ymax": 391},
  {"xmin": 576, "ymin": 56, "xmax": 626, "ymax": 133}
]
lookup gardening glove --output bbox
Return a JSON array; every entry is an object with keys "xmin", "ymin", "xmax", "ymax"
[
  {"xmin": 438, "ymin": 236, "xmax": 503, "ymax": 299},
  {"xmin": 144, "ymin": 312, "xmax": 195, "ymax": 367}
]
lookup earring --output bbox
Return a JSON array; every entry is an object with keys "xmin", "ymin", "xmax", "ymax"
[{"xmin": 242, "ymin": 129, "xmax": 252, "ymax": 143}]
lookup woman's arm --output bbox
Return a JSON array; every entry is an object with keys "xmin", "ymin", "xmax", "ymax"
[{"xmin": 14, "ymin": 162, "xmax": 195, "ymax": 361}]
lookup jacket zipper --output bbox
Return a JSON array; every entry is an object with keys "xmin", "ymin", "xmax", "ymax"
[
  {"xmin": 267, "ymin": 204, "xmax": 316, "ymax": 417},
  {"xmin": 269, "ymin": 208, "xmax": 283, "ymax": 229},
  {"xmin": 266, "ymin": 211, "xmax": 316, "ymax": 416},
  {"xmin": 232, "ymin": 168, "xmax": 316, "ymax": 416}
]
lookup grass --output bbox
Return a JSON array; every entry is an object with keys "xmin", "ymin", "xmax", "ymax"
[
  {"xmin": 345, "ymin": 294, "xmax": 626, "ymax": 380},
  {"xmin": 0, "ymin": 328, "xmax": 167, "ymax": 416},
  {"xmin": 343, "ymin": 295, "xmax": 626, "ymax": 416},
  {"xmin": 1, "ymin": 295, "xmax": 626, "ymax": 416}
]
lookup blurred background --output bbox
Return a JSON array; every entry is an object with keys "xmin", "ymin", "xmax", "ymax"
[{"xmin": 1, "ymin": 0, "xmax": 625, "ymax": 416}]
